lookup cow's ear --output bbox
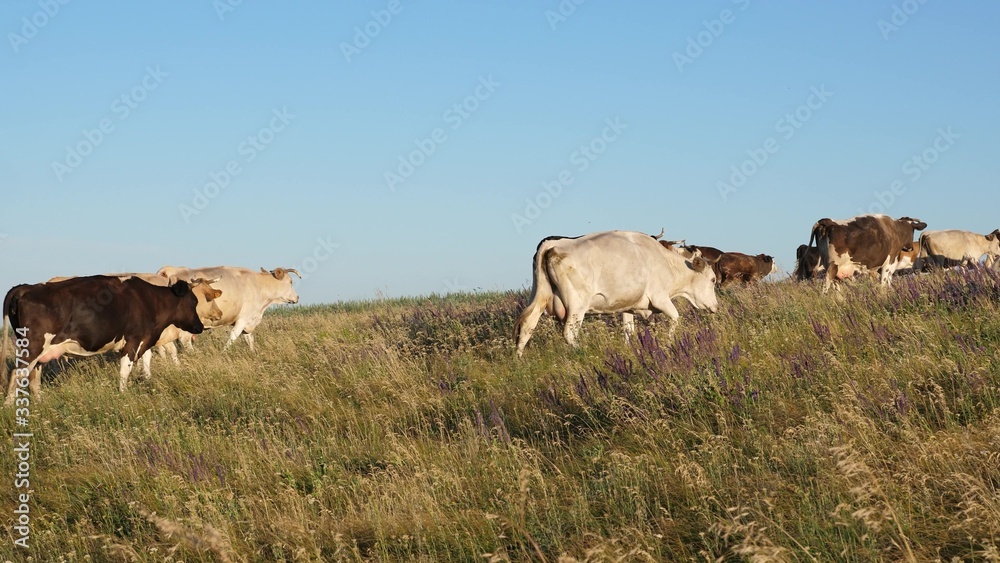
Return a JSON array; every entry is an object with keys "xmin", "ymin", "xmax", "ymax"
[
  {"xmin": 273, "ymin": 268, "xmax": 286, "ymax": 280},
  {"xmin": 170, "ymin": 281, "xmax": 191, "ymax": 296},
  {"xmin": 260, "ymin": 267, "xmax": 269, "ymax": 274},
  {"xmin": 690, "ymin": 257, "xmax": 707, "ymax": 272},
  {"xmin": 988, "ymin": 233, "xmax": 996, "ymax": 241},
  {"xmin": 901, "ymin": 244, "xmax": 913, "ymax": 252},
  {"xmin": 212, "ymin": 289, "xmax": 223, "ymax": 299}
]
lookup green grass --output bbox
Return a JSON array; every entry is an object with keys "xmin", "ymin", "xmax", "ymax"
[{"xmin": 3, "ymin": 269, "xmax": 1000, "ymax": 561}]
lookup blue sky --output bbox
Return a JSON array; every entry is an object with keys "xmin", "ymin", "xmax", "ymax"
[{"xmin": 2, "ymin": 1, "xmax": 997, "ymax": 304}]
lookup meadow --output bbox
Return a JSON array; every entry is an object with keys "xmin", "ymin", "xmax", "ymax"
[{"xmin": 3, "ymin": 268, "xmax": 1000, "ymax": 562}]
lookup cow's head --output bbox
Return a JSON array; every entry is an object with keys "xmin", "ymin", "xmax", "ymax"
[
  {"xmin": 898, "ymin": 217, "xmax": 928, "ymax": 231},
  {"xmin": 756, "ymin": 254, "xmax": 778, "ymax": 276},
  {"xmin": 189, "ymin": 278, "xmax": 224, "ymax": 323},
  {"xmin": 260, "ymin": 267, "xmax": 301, "ymax": 304},
  {"xmin": 985, "ymin": 230, "xmax": 1000, "ymax": 256},
  {"xmin": 168, "ymin": 280, "xmax": 206, "ymax": 335},
  {"xmin": 659, "ymin": 239, "xmax": 691, "ymax": 258},
  {"xmin": 682, "ymin": 256, "xmax": 719, "ymax": 313}
]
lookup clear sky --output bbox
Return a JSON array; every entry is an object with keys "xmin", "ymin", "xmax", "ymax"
[{"xmin": 2, "ymin": 1, "xmax": 997, "ymax": 304}]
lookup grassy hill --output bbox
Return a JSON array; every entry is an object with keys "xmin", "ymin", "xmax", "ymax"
[{"xmin": 3, "ymin": 269, "xmax": 1000, "ymax": 561}]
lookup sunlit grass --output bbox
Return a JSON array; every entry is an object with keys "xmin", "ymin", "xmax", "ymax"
[{"xmin": 3, "ymin": 269, "xmax": 1000, "ymax": 561}]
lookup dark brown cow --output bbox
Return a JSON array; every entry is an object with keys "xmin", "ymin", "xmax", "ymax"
[
  {"xmin": 1, "ymin": 276, "xmax": 205, "ymax": 404},
  {"xmin": 794, "ymin": 244, "xmax": 824, "ymax": 281},
  {"xmin": 682, "ymin": 245, "xmax": 724, "ymax": 263},
  {"xmin": 715, "ymin": 253, "xmax": 778, "ymax": 287},
  {"xmin": 809, "ymin": 214, "xmax": 927, "ymax": 293}
]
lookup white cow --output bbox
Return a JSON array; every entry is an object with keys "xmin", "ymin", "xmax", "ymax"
[
  {"xmin": 917, "ymin": 229, "xmax": 1000, "ymax": 270},
  {"xmin": 155, "ymin": 266, "xmax": 299, "ymax": 350},
  {"xmin": 514, "ymin": 230, "xmax": 719, "ymax": 356}
]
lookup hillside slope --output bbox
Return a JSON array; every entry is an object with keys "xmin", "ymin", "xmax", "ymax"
[{"xmin": 3, "ymin": 269, "xmax": 1000, "ymax": 561}]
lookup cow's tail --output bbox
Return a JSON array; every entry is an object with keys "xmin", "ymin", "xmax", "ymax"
[
  {"xmin": 1, "ymin": 289, "xmax": 14, "ymax": 392},
  {"xmin": 915, "ymin": 232, "xmax": 930, "ymax": 272},
  {"xmin": 514, "ymin": 242, "xmax": 557, "ymax": 344}
]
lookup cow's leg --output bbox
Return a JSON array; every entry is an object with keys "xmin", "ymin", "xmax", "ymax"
[
  {"xmin": 162, "ymin": 342, "xmax": 180, "ymax": 365},
  {"xmin": 119, "ymin": 355, "xmax": 135, "ymax": 393},
  {"xmin": 823, "ymin": 263, "xmax": 836, "ymax": 293},
  {"xmin": 140, "ymin": 350, "xmax": 153, "ymax": 380},
  {"xmin": 563, "ymin": 310, "xmax": 586, "ymax": 348},
  {"xmin": 5, "ymin": 338, "xmax": 43, "ymax": 405},
  {"xmin": 243, "ymin": 333, "xmax": 255, "ymax": 352},
  {"xmin": 27, "ymin": 366, "xmax": 42, "ymax": 401},
  {"xmin": 622, "ymin": 312, "xmax": 635, "ymax": 341},
  {"xmin": 224, "ymin": 322, "xmax": 247, "ymax": 350},
  {"xmin": 179, "ymin": 331, "xmax": 194, "ymax": 350},
  {"xmin": 650, "ymin": 297, "xmax": 681, "ymax": 340}
]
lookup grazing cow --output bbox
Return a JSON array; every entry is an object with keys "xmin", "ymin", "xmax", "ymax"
[
  {"xmin": 682, "ymin": 245, "xmax": 724, "ymax": 263},
  {"xmin": 1, "ymin": 276, "xmax": 205, "ymax": 403},
  {"xmin": 715, "ymin": 252, "xmax": 778, "ymax": 287},
  {"xmin": 917, "ymin": 229, "xmax": 1000, "ymax": 270},
  {"xmin": 514, "ymin": 230, "xmax": 719, "ymax": 356},
  {"xmin": 793, "ymin": 244, "xmax": 824, "ymax": 281},
  {"xmin": 809, "ymin": 214, "xmax": 927, "ymax": 292},
  {"xmin": 155, "ymin": 266, "xmax": 300, "ymax": 350},
  {"xmin": 46, "ymin": 273, "xmax": 224, "ymax": 371}
]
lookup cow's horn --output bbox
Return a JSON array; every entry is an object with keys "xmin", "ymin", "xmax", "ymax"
[
  {"xmin": 285, "ymin": 268, "xmax": 301, "ymax": 279},
  {"xmin": 651, "ymin": 228, "xmax": 664, "ymax": 240}
]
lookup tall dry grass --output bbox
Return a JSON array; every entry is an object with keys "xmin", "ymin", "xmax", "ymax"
[{"xmin": 2, "ymin": 268, "xmax": 1000, "ymax": 561}]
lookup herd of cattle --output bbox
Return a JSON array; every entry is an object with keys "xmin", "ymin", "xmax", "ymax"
[
  {"xmin": 514, "ymin": 214, "xmax": 1000, "ymax": 355},
  {"xmin": 1, "ymin": 267, "xmax": 299, "ymax": 405},
  {"xmin": 2, "ymin": 214, "xmax": 998, "ymax": 403}
]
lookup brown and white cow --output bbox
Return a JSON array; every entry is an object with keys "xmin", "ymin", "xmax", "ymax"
[
  {"xmin": 715, "ymin": 252, "xmax": 778, "ymax": 287},
  {"xmin": 1, "ymin": 276, "xmax": 206, "ymax": 403},
  {"xmin": 46, "ymin": 273, "xmax": 223, "ymax": 372},
  {"xmin": 514, "ymin": 231, "xmax": 719, "ymax": 356},
  {"xmin": 916, "ymin": 229, "xmax": 1000, "ymax": 270},
  {"xmin": 809, "ymin": 214, "xmax": 927, "ymax": 292},
  {"xmin": 155, "ymin": 266, "xmax": 299, "ymax": 351}
]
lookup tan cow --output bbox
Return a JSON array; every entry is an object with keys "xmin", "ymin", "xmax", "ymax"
[
  {"xmin": 155, "ymin": 266, "xmax": 299, "ymax": 351},
  {"xmin": 514, "ymin": 231, "xmax": 718, "ymax": 356},
  {"xmin": 917, "ymin": 229, "xmax": 1000, "ymax": 270}
]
